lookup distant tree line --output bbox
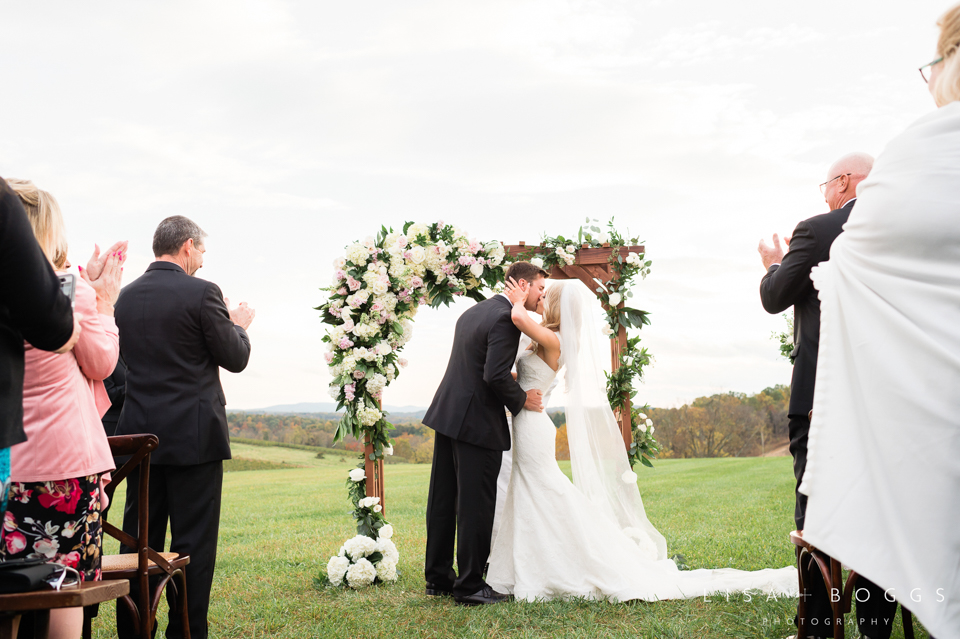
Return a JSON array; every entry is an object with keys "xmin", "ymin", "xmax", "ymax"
[{"xmin": 229, "ymin": 384, "xmax": 790, "ymax": 463}]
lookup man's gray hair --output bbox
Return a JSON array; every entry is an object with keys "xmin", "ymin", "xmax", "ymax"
[{"xmin": 152, "ymin": 215, "xmax": 207, "ymax": 257}]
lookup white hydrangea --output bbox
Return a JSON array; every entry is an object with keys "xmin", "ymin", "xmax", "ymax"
[
  {"xmin": 346, "ymin": 242, "xmax": 370, "ymax": 266},
  {"xmin": 406, "ymin": 223, "xmax": 430, "ymax": 241},
  {"xmin": 342, "ymin": 535, "xmax": 377, "ymax": 559},
  {"xmin": 378, "ymin": 524, "xmax": 394, "ymax": 540},
  {"xmin": 327, "ymin": 385, "xmax": 340, "ymax": 400},
  {"xmin": 376, "ymin": 559, "xmax": 398, "ymax": 582},
  {"xmin": 357, "ymin": 404, "xmax": 382, "ymax": 427},
  {"xmin": 366, "ymin": 373, "xmax": 388, "ymax": 396},
  {"xmin": 346, "ymin": 558, "xmax": 378, "ymax": 589},
  {"xmin": 376, "ymin": 537, "xmax": 399, "ymax": 563},
  {"xmin": 383, "ymin": 233, "xmax": 402, "ymax": 250},
  {"xmin": 326, "ymin": 555, "xmax": 350, "ymax": 585}
]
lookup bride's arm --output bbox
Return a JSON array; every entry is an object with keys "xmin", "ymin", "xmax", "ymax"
[{"xmin": 504, "ymin": 279, "xmax": 560, "ymax": 354}]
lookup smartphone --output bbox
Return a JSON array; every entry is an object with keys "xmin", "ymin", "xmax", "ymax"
[{"xmin": 58, "ymin": 273, "xmax": 76, "ymax": 304}]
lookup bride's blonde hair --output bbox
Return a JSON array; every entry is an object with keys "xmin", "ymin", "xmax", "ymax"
[{"xmin": 541, "ymin": 284, "xmax": 562, "ymax": 332}]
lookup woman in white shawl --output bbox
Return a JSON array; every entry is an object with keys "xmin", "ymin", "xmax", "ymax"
[{"xmin": 799, "ymin": 5, "xmax": 960, "ymax": 638}]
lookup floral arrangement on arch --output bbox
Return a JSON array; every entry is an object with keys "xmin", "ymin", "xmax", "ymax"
[
  {"xmin": 316, "ymin": 222, "xmax": 506, "ymax": 588},
  {"xmin": 511, "ymin": 218, "xmax": 660, "ymax": 469}
]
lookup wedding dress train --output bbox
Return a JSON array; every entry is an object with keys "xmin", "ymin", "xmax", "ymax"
[{"xmin": 486, "ymin": 282, "xmax": 797, "ymax": 602}]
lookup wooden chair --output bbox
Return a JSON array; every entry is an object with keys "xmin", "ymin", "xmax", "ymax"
[
  {"xmin": 87, "ymin": 434, "xmax": 191, "ymax": 639},
  {"xmin": 790, "ymin": 530, "xmax": 914, "ymax": 639}
]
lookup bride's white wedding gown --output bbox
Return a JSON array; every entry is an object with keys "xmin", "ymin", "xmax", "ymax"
[{"xmin": 486, "ymin": 348, "xmax": 798, "ymax": 602}]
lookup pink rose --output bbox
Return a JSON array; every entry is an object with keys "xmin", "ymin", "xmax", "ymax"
[
  {"xmin": 397, "ymin": 236, "xmax": 407, "ymax": 248},
  {"xmin": 334, "ymin": 269, "xmax": 346, "ymax": 281},
  {"xmin": 399, "ymin": 358, "xmax": 408, "ymax": 368},
  {"xmin": 371, "ymin": 301, "xmax": 384, "ymax": 312},
  {"xmin": 409, "ymin": 277, "xmax": 424, "ymax": 289},
  {"xmin": 337, "ymin": 287, "xmax": 347, "ymax": 296},
  {"xmin": 324, "ymin": 352, "xmax": 334, "ymax": 364},
  {"xmin": 347, "ymin": 277, "xmax": 361, "ymax": 292},
  {"xmin": 339, "ymin": 338, "xmax": 354, "ymax": 350},
  {"xmin": 458, "ymin": 255, "xmax": 474, "ymax": 266},
  {"xmin": 469, "ymin": 240, "xmax": 481, "ymax": 254},
  {"xmin": 4, "ymin": 532, "xmax": 26, "ymax": 554},
  {"xmin": 353, "ymin": 370, "xmax": 365, "ymax": 380}
]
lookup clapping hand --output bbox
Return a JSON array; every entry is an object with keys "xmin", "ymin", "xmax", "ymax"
[
  {"xmin": 757, "ymin": 234, "xmax": 786, "ymax": 270},
  {"xmin": 80, "ymin": 248, "xmax": 125, "ymax": 313},
  {"xmin": 84, "ymin": 241, "xmax": 128, "ymax": 281},
  {"xmin": 225, "ymin": 298, "xmax": 256, "ymax": 330},
  {"xmin": 504, "ymin": 277, "xmax": 528, "ymax": 306}
]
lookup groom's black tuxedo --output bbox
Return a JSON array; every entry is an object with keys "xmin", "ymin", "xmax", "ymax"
[
  {"xmin": 424, "ymin": 295, "xmax": 527, "ymax": 449},
  {"xmin": 423, "ymin": 294, "xmax": 527, "ymax": 598}
]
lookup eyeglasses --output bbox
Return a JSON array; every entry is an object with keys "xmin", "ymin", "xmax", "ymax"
[
  {"xmin": 819, "ymin": 173, "xmax": 850, "ymax": 195},
  {"xmin": 44, "ymin": 565, "xmax": 80, "ymax": 591},
  {"xmin": 919, "ymin": 56, "xmax": 944, "ymax": 83}
]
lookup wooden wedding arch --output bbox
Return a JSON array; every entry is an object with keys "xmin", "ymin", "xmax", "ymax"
[{"xmin": 362, "ymin": 242, "xmax": 645, "ymax": 512}]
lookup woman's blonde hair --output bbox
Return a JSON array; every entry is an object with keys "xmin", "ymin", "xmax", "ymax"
[
  {"xmin": 6, "ymin": 179, "xmax": 68, "ymax": 269},
  {"xmin": 933, "ymin": 3, "xmax": 960, "ymax": 106},
  {"xmin": 541, "ymin": 283, "xmax": 563, "ymax": 333}
]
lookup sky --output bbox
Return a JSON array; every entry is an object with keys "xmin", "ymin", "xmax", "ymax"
[{"xmin": 0, "ymin": 0, "xmax": 948, "ymax": 410}]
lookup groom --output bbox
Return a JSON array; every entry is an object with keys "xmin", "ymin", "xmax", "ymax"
[{"xmin": 423, "ymin": 261, "xmax": 547, "ymax": 605}]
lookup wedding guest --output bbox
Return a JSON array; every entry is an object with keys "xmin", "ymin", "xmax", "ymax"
[
  {"xmin": 799, "ymin": 5, "xmax": 960, "ymax": 638},
  {"xmin": 101, "ymin": 358, "xmax": 126, "ymax": 437},
  {"xmin": 759, "ymin": 153, "xmax": 896, "ymax": 639},
  {"xmin": 0, "ymin": 179, "xmax": 124, "ymax": 639},
  {"xmin": 0, "ymin": 178, "xmax": 78, "ymax": 520},
  {"xmin": 115, "ymin": 216, "xmax": 254, "ymax": 639}
]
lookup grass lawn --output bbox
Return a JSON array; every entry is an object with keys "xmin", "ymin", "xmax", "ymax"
[{"xmin": 93, "ymin": 454, "xmax": 928, "ymax": 639}]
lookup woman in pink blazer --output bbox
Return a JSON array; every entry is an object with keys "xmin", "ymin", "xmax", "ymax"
[{"xmin": 0, "ymin": 179, "xmax": 126, "ymax": 639}]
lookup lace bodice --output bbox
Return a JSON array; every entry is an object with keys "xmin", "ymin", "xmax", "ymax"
[{"xmin": 516, "ymin": 350, "xmax": 558, "ymax": 395}]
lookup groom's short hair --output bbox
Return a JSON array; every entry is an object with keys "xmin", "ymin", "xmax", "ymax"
[{"xmin": 505, "ymin": 261, "xmax": 548, "ymax": 283}]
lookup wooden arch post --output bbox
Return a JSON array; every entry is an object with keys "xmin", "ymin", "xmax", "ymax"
[
  {"xmin": 504, "ymin": 242, "xmax": 645, "ymax": 451},
  {"xmin": 363, "ymin": 241, "xmax": 644, "ymax": 507}
]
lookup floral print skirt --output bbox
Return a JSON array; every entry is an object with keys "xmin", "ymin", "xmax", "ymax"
[{"xmin": 0, "ymin": 474, "xmax": 103, "ymax": 581}]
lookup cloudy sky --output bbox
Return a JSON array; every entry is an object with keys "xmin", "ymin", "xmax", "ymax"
[{"xmin": 1, "ymin": 1, "xmax": 947, "ymax": 410}]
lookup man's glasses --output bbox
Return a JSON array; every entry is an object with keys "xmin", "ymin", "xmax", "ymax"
[
  {"xmin": 819, "ymin": 173, "xmax": 850, "ymax": 195},
  {"xmin": 919, "ymin": 56, "xmax": 944, "ymax": 83}
]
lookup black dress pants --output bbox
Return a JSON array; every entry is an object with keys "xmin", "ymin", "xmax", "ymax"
[
  {"xmin": 424, "ymin": 431, "xmax": 502, "ymax": 597},
  {"xmin": 117, "ymin": 461, "xmax": 223, "ymax": 639}
]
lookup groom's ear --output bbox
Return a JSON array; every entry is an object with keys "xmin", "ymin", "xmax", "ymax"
[{"xmin": 517, "ymin": 278, "xmax": 528, "ymax": 289}]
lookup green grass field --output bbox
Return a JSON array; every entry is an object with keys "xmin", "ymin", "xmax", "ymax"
[{"xmin": 93, "ymin": 451, "xmax": 928, "ymax": 639}]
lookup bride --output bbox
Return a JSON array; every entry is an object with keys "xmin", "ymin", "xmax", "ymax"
[{"xmin": 486, "ymin": 277, "xmax": 797, "ymax": 602}]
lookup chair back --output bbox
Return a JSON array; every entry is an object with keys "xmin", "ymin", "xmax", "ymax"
[{"xmin": 102, "ymin": 435, "xmax": 177, "ymax": 575}]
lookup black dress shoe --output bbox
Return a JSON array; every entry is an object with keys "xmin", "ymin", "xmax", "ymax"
[
  {"xmin": 454, "ymin": 586, "xmax": 510, "ymax": 606},
  {"xmin": 425, "ymin": 582, "xmax": 453, "ymax": 597}
]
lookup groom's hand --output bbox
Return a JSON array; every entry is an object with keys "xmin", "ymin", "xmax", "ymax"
[{"xmin": 524, "ymin": 389, "xmax": 544, "ymax": 412}]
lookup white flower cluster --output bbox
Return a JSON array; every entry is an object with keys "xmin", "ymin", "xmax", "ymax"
[
  {"xmin": 637, "ymin": 413, "xmax": 654, "ymax": 435},
  {"xmin": 626, "ymin": 251, "xmax": 642, "ymax": 267},
  {"xmin": 357, "ymin": 403, "xmax": 382, "ymax": 427},
  {"xmin": 326, "ymin": 528, "xmax": 400, "ymax": 589},
  {"xmin": 358, "ymin": 496, "xmax": 382, "ymax": 513},
  {"xmin": 555, "ymin": 244, "xmax": 577, "ymax": 266}
]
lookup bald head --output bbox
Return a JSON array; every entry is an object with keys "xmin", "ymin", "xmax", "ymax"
[{"xmin": 824, "ymin": 152, "xmax": 874, "ymax": 210}]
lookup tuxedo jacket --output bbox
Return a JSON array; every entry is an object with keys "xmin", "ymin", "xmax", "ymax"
[
  {"xmin": 0, "ymin": 180, "xmax": 74, "ymax": 448},
  {"xmin": 423, "ymin": 295, "xmax": 527, "ymax": 451},
  {"xmin": 760, "ymin": 200, "xmax": 854, "ymax": 418},
  {"xmin": 115, "ymin": 262, "xmax": 250, "ymax": 465}
]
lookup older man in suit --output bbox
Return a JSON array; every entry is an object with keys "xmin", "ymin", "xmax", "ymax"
[
  {"xmin": 760, "ymin": 153, "xmax": 896, "ymax": 639},
  {"xmin": 115, "ymin": 216, "xmax": 254, "ymax": 639}
]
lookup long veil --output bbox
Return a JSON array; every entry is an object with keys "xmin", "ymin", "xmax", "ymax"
[{"xmin": 558, "ymin": 280, "xmax": 668, "ymax": 561}]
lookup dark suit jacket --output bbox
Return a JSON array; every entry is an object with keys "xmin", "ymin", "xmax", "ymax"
[
  {"xmin": 115, "ymin": 262, "xmax": 250, "ymax": 465},
  {"xmin": 760, "ymin": 200, "xmax": 854, "ymax": 418},
  {"xmin": 101, "ymin": 357, "xmax": 126, "ymax": 437},
  {"xmin": 0, "ymin": 179, "xmax": 74, "ymax": 448},
  {"xmin": 423, "ymin": 295, "xmax": 527, "ymax": 450}
]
